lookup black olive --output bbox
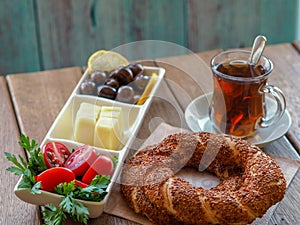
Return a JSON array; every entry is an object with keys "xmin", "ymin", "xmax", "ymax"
[
  {"xmin": 104, "ymin": 71, "xmax": 111, "ymax": 77},
  {"xmin": 80, "ymin": 80, "xmax": 96, "ymax": 95},
  {"xmin": 90, "ymin": 70, "xmax": 107, "ymax": 85},
  {"xmin": 116, "ymin": 86, "xmax": 135, "ymax": 103},
  {"xmin": 132, "ymin": 75, "xmax": 149, "ymax": 92},
  {"xmin": 97, "ymin": 85, "xmax": 117, "ymax": 100},
  {"xmin": 110, "ymin": 67, "xmax": 133, "ymax": 85},
  {"xmin": 104, "ymin": 78, "xmax": 120, "ymax": 89},
  {"xmin": 128, "ymin": 63, "xmax": 144, "ymax": 78}
]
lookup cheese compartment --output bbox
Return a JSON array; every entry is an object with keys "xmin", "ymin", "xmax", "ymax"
[{"xmin": 48, "ymin": 95, "xmax": 142, "ymax": 151}]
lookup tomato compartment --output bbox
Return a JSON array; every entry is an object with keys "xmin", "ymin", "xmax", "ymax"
[
  {"xmin": 40, "ymin": 140, "xmax": 119, "ymax": 180},
  {"xmin": 39, "ymin": 140, "xmax": 119, "ymax": 183}
]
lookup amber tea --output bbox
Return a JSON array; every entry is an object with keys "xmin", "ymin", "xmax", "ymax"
[
  {"xmin": 209, "ymin": 50, "xmax": 286, "ymax": 137},
  {"xmin": 211, "ymin": 62, "xmax": 267, "ymax": 136}
]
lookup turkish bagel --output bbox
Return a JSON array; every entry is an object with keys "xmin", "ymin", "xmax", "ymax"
[{"xmin": 121, "ymin": 132, "xmax": 286, "ymax": 225}]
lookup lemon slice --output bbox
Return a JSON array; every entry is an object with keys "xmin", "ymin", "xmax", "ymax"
[
  {"xmin": 136, "ymin": 72, "xmax": 158, "ymax": 105},
  {"xmin": 87, "ymin": 50, "xmax": 129, "ymax": 72}
]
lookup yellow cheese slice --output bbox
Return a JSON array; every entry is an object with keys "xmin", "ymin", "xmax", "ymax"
[
  {"xmin": 74, "ymin": 102, "xmax": 101, "ymax": 145},
  {"xmin": 94, "ymin": 117, "xmax": 121, "ymax": 149},
  {"xmin": 100, "ymin": 106, "xmax": 123, "ymax": 131}
]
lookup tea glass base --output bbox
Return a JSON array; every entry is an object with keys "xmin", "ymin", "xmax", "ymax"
[
  {"xmin": 209, "ymin": 122, "xmax": 257, "ymax": 140},
  {"xmin": 184, "ymin": 92, "xmax": 292, "ymax": 147}
]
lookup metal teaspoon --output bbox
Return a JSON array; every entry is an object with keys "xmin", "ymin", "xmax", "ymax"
[{"xmin": 249, "ymin": 35, "xmax": 267, "ymax": 65}]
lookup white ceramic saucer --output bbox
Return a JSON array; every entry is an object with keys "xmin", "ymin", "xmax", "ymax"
[{"xmin": 185, "ymin": 93, "xmax": 292, "ymax": 147}]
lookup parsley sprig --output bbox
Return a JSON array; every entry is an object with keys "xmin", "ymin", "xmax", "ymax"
[
  {"xmin": 42, "ymin": 175, "xmax": 110, "ymax": 225},
  {"xmin": 5, "ymin": 134, "xmax": 47, "ymax": 193},
  {"xmin": 5, "ymin": 134, "xmax": 112, "ymax": 225},
  {"xmin": 42, "ymin": 204, "xmax": 67, "ymax": 225}
]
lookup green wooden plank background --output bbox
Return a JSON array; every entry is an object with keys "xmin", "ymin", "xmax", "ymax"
[
  {"xmin": 0, "ymin": 0, "xmax": 40, "ymax": 74},
  {"xmin": 0, "ymin": 0, "xmax": 298, "ymax": 75}
]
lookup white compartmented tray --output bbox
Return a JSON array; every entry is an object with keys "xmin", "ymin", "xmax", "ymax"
[{"xmin": 14, "ymin": 66, "xmax": 165, "ymax": 218}]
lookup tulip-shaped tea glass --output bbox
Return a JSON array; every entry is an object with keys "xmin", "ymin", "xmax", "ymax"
[{"xmin": 209, "ymin": 50, "xmax": 286, "ymax": 137}]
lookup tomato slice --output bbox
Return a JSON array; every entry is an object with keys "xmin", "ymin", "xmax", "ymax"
[
  {"xmin": 43, "ymin": 142, "xmax": 71, "ymax": 168},
  {"xmin": 82, "ymin": 154, "xmax": 114, "ymax": 184},
  {"xmin": 35, "ymin": 167, "xmax": 75, "ymax": 192},
  {"xmin": 75, "ymin": 179, "xmax": 89, "ymax": 188},
  {"xmin": 64, "ymin": 145, "xmax": 98, "ymax": 177}
]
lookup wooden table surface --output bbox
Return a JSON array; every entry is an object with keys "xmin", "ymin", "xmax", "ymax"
[{"xmin": 1, "ymin": 43, "xmax": 300, "ymax": 225}]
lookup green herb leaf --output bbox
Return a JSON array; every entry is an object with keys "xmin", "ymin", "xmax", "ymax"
[
  {"xmin": 90, "ymin": 175, "xmax": 110, "ymax": 187},
  {"xmin": 52, "ymin": 175, "xmax": 110, "ymax": 223},
  {"xmin": 18, "ymin": 134, "xmax": 47, "ymax": 175},
  {"xmin": 42, "ymin": 204, "xmax": 67, "ymax": 225},
  {"xmin": 18, "ymin": 170, "xmax": 35, "ymax": 189},
  {"xmin": 6, "ymin": 165, "xmax": 25, "ymax": 175},
  {"xmin": 4, "ymin": 134, "xmax": 47, "ymax": 191},
  {"xmin": 5, "ymin": 152, "xmax": 26, "ymax": 172},
  {"xmin": 55, "ymin": 181, "xmax": 76, "ymax": 196},
  {"xmin": 31, "ymin": 181, "xmax": 42, "ymax": 194},
  {"xmin": 77, "ymin": 175, "xmax": 110, "ymax": 201},
  {"xmin": 60, "ymin": 194, "xmax": 89, "ymax": 225}
]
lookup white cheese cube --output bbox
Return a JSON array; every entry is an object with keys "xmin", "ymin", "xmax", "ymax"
[
  {"xmin": 94, "ymin": 117, "xmax": 121, "ymax": 149},
  {"xmin": 74, "ymin": 103, "xmax": 101, "ymax": 145},
  {"xmin": 99, "ymin": 106, "xmax": 123, "ymax": 131}
]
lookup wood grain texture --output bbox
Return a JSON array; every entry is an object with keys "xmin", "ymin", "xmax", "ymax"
[
  {"xmin": 263, "ymin": 135, "xmax": 300, "ymax": 224},
  {"xmin": 292, "ymin": 40, "xmax": 300, "ymax": 53},
  {"xmin": 268, "ymin": 168, "xmax": 300, "ymax": 225},
  {"xmin": 6, "ymin": 67, "xmax": 83, "ymax": 144},
  {"xmin": 0, "ymin": 0, "xmax": 40, "ymax": 74},
  {"xmin": 264, "ymin": 136, "xmax": 300, "ymax": 160},
  {"xmin": 1, "ymin": 0, "xmax": 298, "ymax": 75},
  {"xmin": 259, "ymin": 0, "xmax": 298, "ymax": 45},
  {"xmin": 187, "ymin": 0, "xmax": 258, "ymax": 51},
  {"xmin": 187, "ymin": 0, "xmax": 298, "ymax": 52},
  {"xmin": 263, "ymin": 43, "xmax": 300, "ymax": 154},
  {"xmin": 0, "ymin": 77, "xmax": 41, "ymax": 225},
  {"xmin": 36, "ymin": 0, "xmax": 186, "ymax": 70},
  {"xmin": 155, "ymin": 50, "xmax": 220, "ymax": 111},
  {"xmin": 132, "ymin": 78, "xmax": 188, "ymax": 151}
]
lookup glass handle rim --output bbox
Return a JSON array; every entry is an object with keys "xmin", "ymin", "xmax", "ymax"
[{"xmin": 260, "ymin": 85, "xmax": 286, "ymax": 128}]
